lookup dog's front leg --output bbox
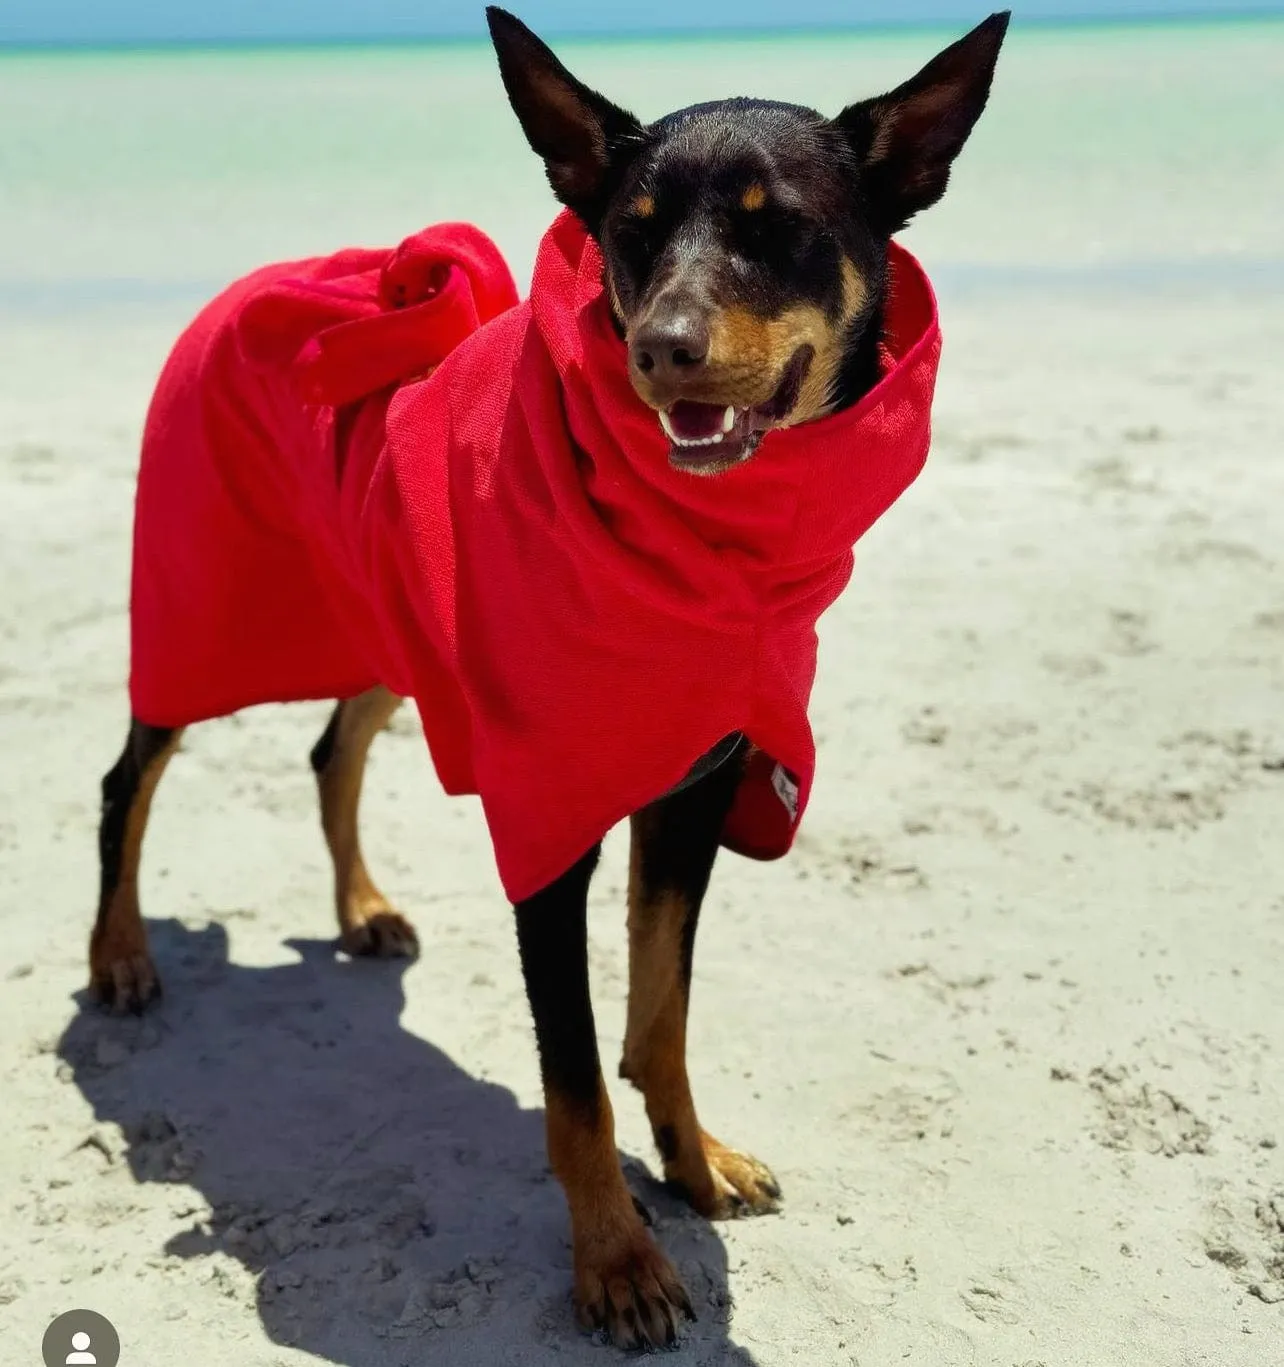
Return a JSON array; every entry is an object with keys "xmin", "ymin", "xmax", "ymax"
[
  {"xmin": 620, "ymin": 751, "xmax": 782, "ymax": 1219},
  {"xmin": 515, "ymin": 847, "xmax": 694, "ymax": 1349}
]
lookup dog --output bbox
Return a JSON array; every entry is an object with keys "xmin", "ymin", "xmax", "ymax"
[{"xmin": 91, "ymin": 7, "xmax": 1008, "ymax": 1349}]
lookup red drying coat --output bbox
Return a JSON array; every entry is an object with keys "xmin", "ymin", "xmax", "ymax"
[{"xmin": 130, "ymin": 211, "xmax": 941, "ymax": 902}]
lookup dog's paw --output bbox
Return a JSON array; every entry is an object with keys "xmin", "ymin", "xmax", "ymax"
[
  {"xmin": 341, "ymin": 909, "xmax": 419, "ymax": 959},
  {"xmin": 575, "ymin": 1227, "xmax": 694, "ymax": 1351},
  {"xmin": 90, "ymin": 951, "xmax": 162, "ymax": 1015},
  {"xmin": 675, "ymin": 1132, "xmax": 781, "ymax": 1219}
]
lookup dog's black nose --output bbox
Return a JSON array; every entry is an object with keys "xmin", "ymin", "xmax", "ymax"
[{"xmin": 631, "ymin": 314, "xmax": 710, "ymax": 379}]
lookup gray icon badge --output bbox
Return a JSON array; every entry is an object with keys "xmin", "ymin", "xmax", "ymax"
[{"xmin": 42, "ymin": 1309, "xmax": 121, "ymax": 1367}]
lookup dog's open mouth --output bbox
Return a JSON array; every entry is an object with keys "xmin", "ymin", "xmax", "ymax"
[{"xmin": 657, "ymin": 345, "xmax": 814, "ymax": 475}]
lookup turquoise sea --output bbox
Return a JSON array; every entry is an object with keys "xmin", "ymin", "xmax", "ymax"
[{"xmin": 1, "ymin": 17, "xmax": 1281, "ymax": 315}]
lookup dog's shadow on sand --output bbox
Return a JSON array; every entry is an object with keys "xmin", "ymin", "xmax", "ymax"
[{"xmin": 58, "ymin": 919, "xmax": 757, "ymax": 1366}]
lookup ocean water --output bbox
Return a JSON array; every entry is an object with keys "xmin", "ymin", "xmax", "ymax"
[{"xmin": 0, "ymin": 17, "xmax": 1281, "ymax": 316}]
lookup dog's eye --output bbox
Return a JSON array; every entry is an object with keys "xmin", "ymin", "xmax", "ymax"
[
  {"xmin": 610, "ymin": 206, "xmax": 666, "ymax": 275},
  {"xmin": 732, "ymin": 201, "xmax": 814, "ymax": 266}
]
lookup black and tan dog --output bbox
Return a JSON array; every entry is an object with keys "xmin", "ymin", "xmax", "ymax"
[{"xmin": 92, "ymin": 8, "xmax": 1008, "ymax": 1350}]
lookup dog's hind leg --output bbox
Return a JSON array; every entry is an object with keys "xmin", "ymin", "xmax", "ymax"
[
  {"xmin": 310, "ymin": 685, "xmax": 418, "ymax": 958},
  {"xmin": 91, "ymin": 719, "xmax": 184, "ymax": 1012},
  {"xmin": 620, "ymin": 747, "xmax": 781, "ymax": 1218}
]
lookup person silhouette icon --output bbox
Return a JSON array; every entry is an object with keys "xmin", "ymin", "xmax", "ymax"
[
  {"xmin": 42, "ymin": 1311, "xmax": 118, "ymax": 1367},
  {"xmin": 65, "ymin": 1331, "xmax": 96, "ymax": 1366}
]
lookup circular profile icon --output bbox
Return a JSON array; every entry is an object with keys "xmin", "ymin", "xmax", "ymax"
[{"xmin": 42, "ymin": 1309, "xmax": 121, "ymax": 1367}]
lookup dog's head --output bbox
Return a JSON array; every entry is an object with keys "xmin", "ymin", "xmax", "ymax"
[{"xmin": 487, "ymin": 7, "xmax": 1008, "ymax": 475}]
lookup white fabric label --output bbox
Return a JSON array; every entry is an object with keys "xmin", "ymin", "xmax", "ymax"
[{"xmin": 771, "ymin": 763, "xmax": 799, "ymax": 821}]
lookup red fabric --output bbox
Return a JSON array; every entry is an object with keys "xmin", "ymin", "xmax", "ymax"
[{"xmin": 130, "ymin": 210, "xmax": 941, "ymax": 902}]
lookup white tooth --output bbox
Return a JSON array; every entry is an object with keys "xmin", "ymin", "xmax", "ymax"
[{"xmin": 660, "ymin": 407, "xmax": 739, "ymax": 449}]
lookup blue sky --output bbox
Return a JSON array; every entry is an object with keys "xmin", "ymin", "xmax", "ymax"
[{"xmin": 2, "ymin": 0, "xmax": 1280, "ymax": 43}]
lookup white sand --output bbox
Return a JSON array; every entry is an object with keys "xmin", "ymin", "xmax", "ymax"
[{"xmin": 2, "ymin": 25, "xmax": 1283, "ymax": 1367}]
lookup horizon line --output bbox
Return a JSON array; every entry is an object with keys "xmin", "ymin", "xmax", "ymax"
[{"xmin": 2, "ymin": 6, "xmax": 1282, "ymax": 56}]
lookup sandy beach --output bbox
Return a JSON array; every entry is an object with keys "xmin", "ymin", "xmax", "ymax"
[{"xmin": 1, "ymin": 19, "xmax": 1282, "ymax": 1366}]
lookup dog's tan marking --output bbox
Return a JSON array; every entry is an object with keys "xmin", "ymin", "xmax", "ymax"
[
  {"xmin": 546, "ymin": 1081, "xmax": 693, "ymax": 1348},
  {"xmin": 89, "ymin": 728, "xmax": 184, "ymax": 1011},
  {"xmin": 619, "ymin": 828, "xmax": 781, "ymax": 1218},
  {"xmin": 740, "ymin": 181, "xmax": 767, "ymax": 212},
  {"xmin": 681, "ymin": 253, "xmax": 869, "ymax": 424},
  {"xmin": 606, "ymin": 270, "xmax": 628, "ymax": 327},
  {"xmin": 839, "ymin": 253, "xmax": 868, "ymax": 318},
  {"xmin": 704, "ymin": 302, "xmax": 832, "ymax": 419},
  {"xmin": 315, "ymin": 685, "xmax": 418, "ymax": 958},
  {"xmin": 631, "ymin": 191, "xmax": 656, "ymax": 218},
  {"xmin": 631, "ymin": 252, "xmax": 868, "ymax": 421}
]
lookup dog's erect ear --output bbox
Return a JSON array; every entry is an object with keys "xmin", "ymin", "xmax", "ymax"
[
  {"xmin": 834, "ymin": 11, "xmax": 1010, "ymax": 233},
  {"xmin": 486, "ymin": 7, "xmax": 644, "ymax": 226}
]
